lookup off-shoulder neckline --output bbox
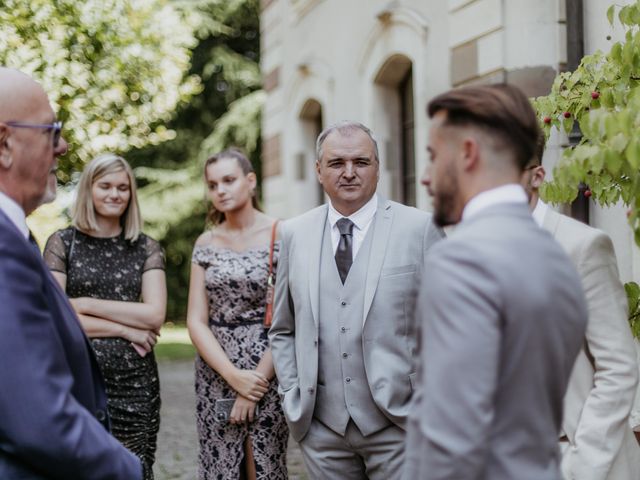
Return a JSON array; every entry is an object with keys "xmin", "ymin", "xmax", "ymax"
[{"xmin": 194, "ymin": 242, "xmax": 279, "ymax": 255}]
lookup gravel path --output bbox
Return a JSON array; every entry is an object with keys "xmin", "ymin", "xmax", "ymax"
[{"xmin": 154, "ymin": 360, "xmax": 307, "ymax": 479}]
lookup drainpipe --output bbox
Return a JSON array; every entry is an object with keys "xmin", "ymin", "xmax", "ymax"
[{"xmin": 566, "ymin": 0, "xmax": 589, "ymax": 224}]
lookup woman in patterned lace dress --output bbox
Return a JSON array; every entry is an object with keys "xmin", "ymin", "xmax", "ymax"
[
  {"xmin": 43, "ymin": 153, "xmax": 166, "ymax": 479},
  {"xmin": 187, "ymin": 148, "xmax": 288, "ymax": 480}
]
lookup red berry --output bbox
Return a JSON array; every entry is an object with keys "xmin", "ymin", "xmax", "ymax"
[
  {"xmin": 563, "ymin": 112, "xmax": 571, "ymax": 118},
  {"xmin": 584, "ymin": 189, "xmax": 592, "ymax": 198},
  {"xmin": 543, "ymin": 116, "xmax": 552, "ymax": 124},
  {"xmin": 591, "ymin": 91, "xmax": 600, "ymax": 100}
]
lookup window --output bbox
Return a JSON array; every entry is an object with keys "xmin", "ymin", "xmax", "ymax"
[
  {"xmin": 400, "ymin": 68, "xmax": 415, "ymax": 206},
  {"xmin": 299, "ymin": 99, "xmax": 324, "ymax": 206},
  {"xmin": 374, "ymin": 55, "xmax": 416, "ymax": 206}
]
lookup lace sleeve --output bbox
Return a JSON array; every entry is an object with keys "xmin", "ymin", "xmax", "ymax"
[
  {"xmin": 191, "ymin": 231, "xmax": 214, "ymax": 269},
  {"xmin": 142, "ymin": 236, "xmax": 165, "ymax": 272},
  {"xmin": 43, "ymin": 230, "xmax": 69, "ymax": 274},
  {"xmin": 191, "ymin": 245, "xmax": 211, "ymax": 269}
]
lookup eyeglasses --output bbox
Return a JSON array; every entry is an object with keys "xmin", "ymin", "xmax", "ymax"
[{"xmin": 6, "ymin": 121, "xmax": 63, "ymax": 148}]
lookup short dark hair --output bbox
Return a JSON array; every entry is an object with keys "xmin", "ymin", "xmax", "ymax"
[{"xmin": 427, "ymin": 84, "xmax": 540, "ymax": 171}]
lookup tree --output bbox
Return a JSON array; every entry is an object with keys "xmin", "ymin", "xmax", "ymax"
[
  {"xmin": 532, "ymin": 1, "xmax": 640, "ymax": 335},
  {"xmin": 0, "ymin": 0, "xmax": 201, "ymax": 181},
  {"xmin": 132, "ymin": 0, "xmax": 263, "ymax": 321},
  {"xmin": 2, "ymin": 0, "xmax": 263, "ymax": 321}
]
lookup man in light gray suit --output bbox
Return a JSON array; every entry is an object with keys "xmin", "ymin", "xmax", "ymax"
[
  {"xmin": 522, "ymin": 141, "xmax": 640, "ymax": 480},
  {"xmin": 404, "ymin": 84, "xmax": 588, "ymax": 480},
  {"xmin": 269, "ymin": 121, "xmax": 441, "ymax": 479}
]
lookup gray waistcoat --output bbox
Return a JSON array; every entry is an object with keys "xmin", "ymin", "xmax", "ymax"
[{"xmin": 313, "ymin": 218, "xmax": 390, "ymax": 436}]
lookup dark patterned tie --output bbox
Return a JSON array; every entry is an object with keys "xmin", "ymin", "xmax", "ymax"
[{"xmin": 335, "ymin": 218, "xmax": 354, "ymax": 284}]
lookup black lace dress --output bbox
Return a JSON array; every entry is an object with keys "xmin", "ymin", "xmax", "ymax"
[
  {"xmin": 43, "ymin": 227, "xmax": 164, "ymax": 480},
  {"xmin": 192, "ymin": 242, "xmax": 288, "ymax": 480}
]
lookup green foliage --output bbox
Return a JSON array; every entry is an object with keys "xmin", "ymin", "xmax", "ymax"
[
  {"xmin": 625, "ymin": 282, "xmax": 640, "ymax": 339},
  {"xmin": 155, "ymin": 342, "xmax": 196, "ymax": 361},
  {"xmin": 132, "ymin": 0, "xmax": 262, "ymax": 321},
  {"xmin": 155, "ymin": 324, "xmax": 195, "ymax": 360},
  {"xmin": 533, "ymin": 1, "xmax": 640, "ymax": 243},
  {"xmin": 0, "ymin": 0, "xmax": 201, "ymax": 181},
  {"xmin": 4, "ymin": 0, "xmax": 262, "ymax": 321},
  {"xmin": 533, "ymin": 1, "xmax": 640, "ymax": 336}
]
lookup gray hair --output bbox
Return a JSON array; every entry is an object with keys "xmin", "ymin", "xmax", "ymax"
[{"xmin": 315, "ymin": 121, "xmax": 380, "ymax": 162}]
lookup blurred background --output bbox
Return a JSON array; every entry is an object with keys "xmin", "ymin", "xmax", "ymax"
[
  {"xmin": 4, "ymin": 0, "xmax": 640, "ymax": 322},
  {"xmin": 2, "ymin": 0, "xmax": 262, "ymax": 322}
]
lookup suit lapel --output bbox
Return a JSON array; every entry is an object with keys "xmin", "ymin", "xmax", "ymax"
[
  {"xmin": 363, "ymin": 198, "xmax": 393, "ymax": 325},
  {"xmin": 542, "ymin": 207, "xmax": 562, "ymax": 236},
  {"xmin": 308, "ymin": 205, "xmax": 328, "ymax": 328}
]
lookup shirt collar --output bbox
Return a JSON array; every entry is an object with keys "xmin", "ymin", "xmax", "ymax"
[
  {"xmin": 328, "ymin": 194, "xmax": 378, "ymax": 231},
  {"xmin": 0, "ymin": 190, "xmax": 29, "ymax": 239},
  {"xmin": 461, "ymin": 184, "xmax": 528, "ymax": 222},
  {"xmin": 531, "ymin": 198, "xmax": 548, "ymax": 227}
]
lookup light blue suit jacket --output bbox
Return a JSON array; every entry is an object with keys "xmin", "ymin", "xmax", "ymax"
[
  {"xmin": 269, "ymin": 196, "xmax": 442, "ymax": 441},
  {"xmin": 404, "ymin": 203, "xmax": 588, "ymax": 480}
]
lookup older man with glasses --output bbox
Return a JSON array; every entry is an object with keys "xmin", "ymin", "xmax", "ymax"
[{"xmin": 0, "ymin": 67, "xmax": 143, "ymax": 479}]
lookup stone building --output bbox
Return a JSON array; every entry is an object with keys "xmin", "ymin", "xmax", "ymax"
[{"xmin": 259, "ymin": 0, "xmax": 639, "ymax": 282}]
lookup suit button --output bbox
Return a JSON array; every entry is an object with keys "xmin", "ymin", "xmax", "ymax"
[
  {"xmin": 340, "ymin": 327, "xmax": 346, "ymax": 333},
  {"xmin": 341, "ymin": 301, "xmax": 346, "ymax": 306},
  {"xmin": 307, "ymin": 387, "xmax": 314, "ymax": 394},
  {"xmin": 314, "ymin": 339, "xmax": 318, "ymax": 346},
  {"xmin": 95, "ymin": 409, "xmax": 106, "ymax": 422},
  {"xmin": 342, "ymin": 353, "xmax": 348, "ymax": 358},
  {"xmin": 345, "ymin": 377, "xmax": 351, "ymax": 383}
]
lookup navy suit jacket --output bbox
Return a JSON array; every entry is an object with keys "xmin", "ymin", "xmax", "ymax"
[{"xmin": 0, "ymin": 210, "xmax": 141, "ymax": 479}]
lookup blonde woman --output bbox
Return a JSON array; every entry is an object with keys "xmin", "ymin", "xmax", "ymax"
[
  {"xmin": 187, "ymin": 148, "xmax": 288, "ymax": 479},
  {"xmin": 43, "ymin": 153, "xmax": 166, "ymax": 480}
]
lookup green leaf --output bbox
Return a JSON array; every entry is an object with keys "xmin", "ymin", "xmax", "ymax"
[
  {"xmin": 620, "ymin": 6, "xmax": 631, "ymax": 26},
  {"xmin": 607, "ymin": 4, "xmax": 616, "ymax": 26},
  {"xmin": 591, "ymin": 150, "xmax": 606, "ymax": 172},
  {"xmin": 611, "ymin": 42, "xmax": 623, "ymax": 63},
  {"xmin": 562, "ymin": 117, "xmax": 574, "ymax": 133},
  {"xmin": 610, "ymin": 132, "xmax": 629, "ymax": 153},
  {"xmin": 626, "ymin": 138, "xmax": 640, "ymax": 169},
  {"xmin": 627, "ymin": 281, "xmax": 640, "ymax": 313},
  {"xmin": 632, "ymin": 5, "xmax": 640, "ymax": 26}
]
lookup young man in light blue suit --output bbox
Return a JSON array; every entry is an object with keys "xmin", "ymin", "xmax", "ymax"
[
  {"xmin": 405, "ymin": 85, "xmax": 588, "ymax": 480},
  {"xmin": 270, "ymin": 121, "xmax": 441, "ymax": 479}
]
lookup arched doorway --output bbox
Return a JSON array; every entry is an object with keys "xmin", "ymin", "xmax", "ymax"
[
  {"xmin": 374, "ymin": 54, "xmax": 415, "ymax": 206},
  {"xmin": 299, "ymin": 98, "xmax": 325, "ymax": 206}
]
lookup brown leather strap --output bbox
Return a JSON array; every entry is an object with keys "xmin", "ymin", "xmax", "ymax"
[{"xmin": 267, "ymin": 220, "xmax": 279, "ymax": 284}]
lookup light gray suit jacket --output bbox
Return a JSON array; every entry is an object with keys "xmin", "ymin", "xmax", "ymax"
[
  {"xmin": 543, "ymin": 208, "xmax": 640, "ymax": 480},
  {"xmin": 269, "ymin": 197, "xmax": 441, "ymax": 441},
  {"xmin": 404, "ymin": 202, "xmax": 588, "ymax": 480}
]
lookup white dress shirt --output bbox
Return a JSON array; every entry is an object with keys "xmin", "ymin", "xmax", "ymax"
[
  {"xmin": 328, "ymin": 194, "xmax": 378, "ymax": 259},
  {"xmin": 461, "ymin": 184, "xmax": 528, "ymax": 223},
  {"xmin": 531, "ymin": 198, "xmax": 549, "ymax": 227},
  {"xmin": 0, "ymin": 190, "xmax": 29, "ymax": 239}
]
